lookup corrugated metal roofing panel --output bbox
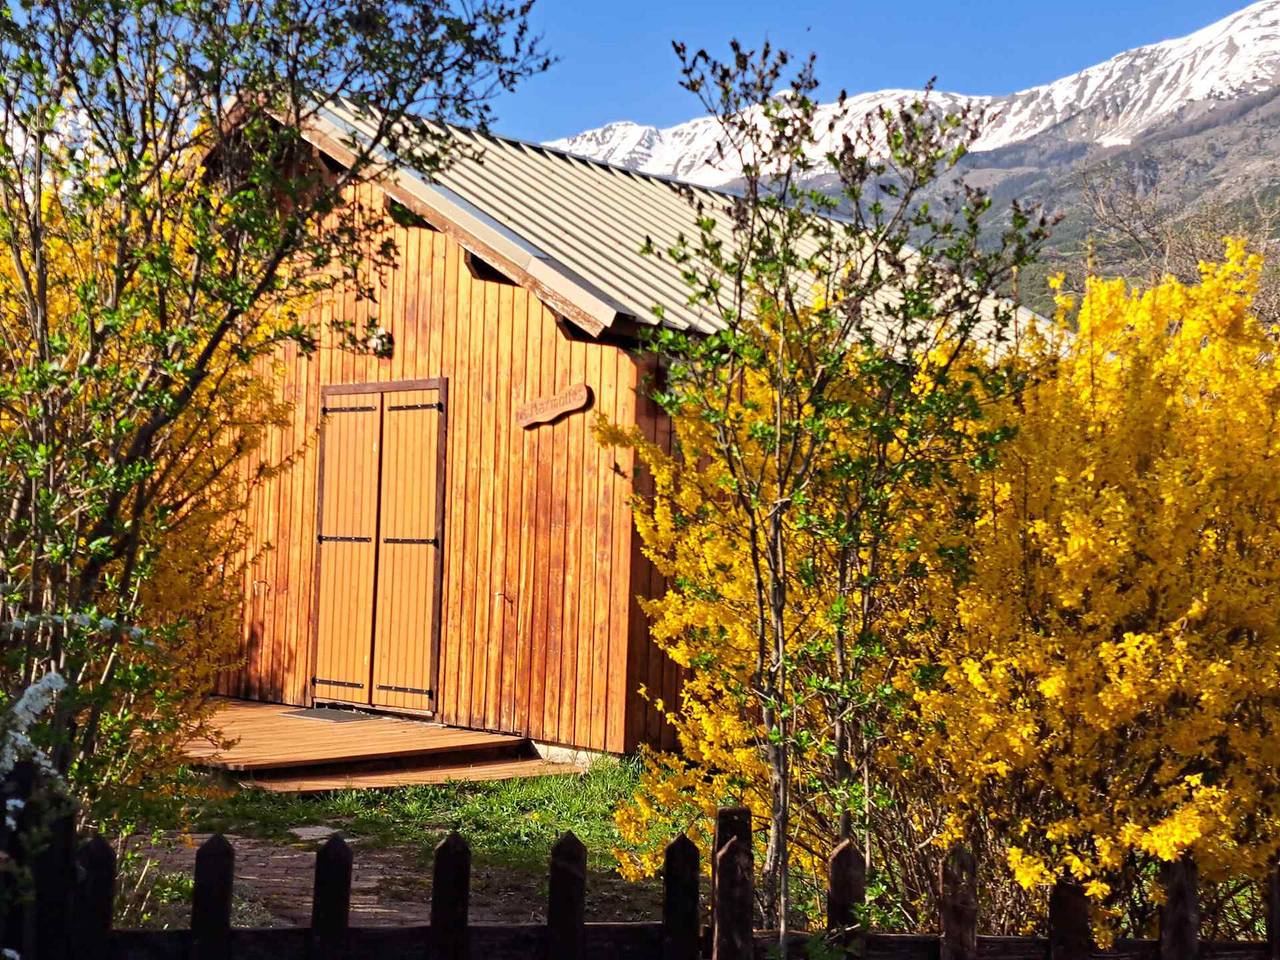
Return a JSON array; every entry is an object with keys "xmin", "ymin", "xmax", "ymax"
[
  {"xmin": 314, "ymin": 101, "xmax": 751, "ymax": 333},
  {"xmin": 440, "ymin": 128, "xmax": 734, "ymax": 332}
]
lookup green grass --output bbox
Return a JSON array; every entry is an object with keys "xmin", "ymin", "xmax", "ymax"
[{"xmin": 175, "ymin": 757, "xmax": 640, "ymax": 872}]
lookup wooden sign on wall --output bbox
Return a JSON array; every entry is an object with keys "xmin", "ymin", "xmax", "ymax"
[{"xmin": 516, "ymin": 383, "xmax": 593, "ymax": 428}]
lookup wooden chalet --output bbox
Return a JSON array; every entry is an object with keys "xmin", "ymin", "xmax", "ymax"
[{"xmin": 217, "ymin": 104, "xmax": 738, "ymax": 758}]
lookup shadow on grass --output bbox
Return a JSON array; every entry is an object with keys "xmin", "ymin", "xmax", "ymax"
[
  {"xmin": 184, "ymin": 756, "xmax": 641, "ymax": 871},
  {"xmin": 126, "ymin": 758, "xmax": 666, "ymax": 927}
]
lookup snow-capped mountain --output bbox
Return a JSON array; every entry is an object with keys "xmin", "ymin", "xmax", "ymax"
[
  {"xmin": 550, "ymin": 91, "xmax": 982, "ymax": 185},
  {"xmin": 548, "ymin": 1, "xmax": 1280, "ymax": 187}
]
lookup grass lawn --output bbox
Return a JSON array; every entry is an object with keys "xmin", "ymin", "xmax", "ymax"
[
  {"xmin": 184, "ymin": 756, "xmax": 640, "ymax": 869},
  {"xmin": 123, "ymin": 757, "xmax": 661, "ymax": 927}
]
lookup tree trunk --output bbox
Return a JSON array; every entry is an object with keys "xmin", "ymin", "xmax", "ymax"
[{"xmin": 762, "ymin": 737, "xmax": 789, "ymax": 937}]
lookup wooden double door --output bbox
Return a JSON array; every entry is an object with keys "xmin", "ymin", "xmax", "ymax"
[{"xmin": 311, "ymin": 380, "xmax": 447, "ymax": 713}]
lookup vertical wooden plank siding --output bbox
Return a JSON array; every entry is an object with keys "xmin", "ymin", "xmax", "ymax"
[
  {"xmin": 491, "ymin": 288, "xmax": 527, "ymax": 737},
  {"xmin": 222, "ymin": 179, "xmax": 679, "ymax": 753},
  {"xmin": 623, "ymin": 354, "xmax": 679, "ymax": 751}
]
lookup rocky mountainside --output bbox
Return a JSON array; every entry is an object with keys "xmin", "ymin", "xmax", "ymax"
[{"xmin": 548, "ymin": 1, "xmax": 1280, "ymax": 236}]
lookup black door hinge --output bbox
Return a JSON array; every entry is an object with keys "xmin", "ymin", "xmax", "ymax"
[
  {"xmin": 386, "ymin": 402, "xmax": 444, "ymax": 412},
  {"xmin": 376, "ymin": 684, "xmax": 433, "ymax": 697}
]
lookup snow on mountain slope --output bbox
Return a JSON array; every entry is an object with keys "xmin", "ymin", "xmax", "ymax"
[
  {"xmin": 548, "ymin": 0, "xmax": 1280, "ymax": 185},
  {"xmin": 549, "ymin": 91, "xmax": 985, "ymax": 185},
  {"xmin": 975, "ymin": 0, "xmax": 1280, "ymax": 150}
]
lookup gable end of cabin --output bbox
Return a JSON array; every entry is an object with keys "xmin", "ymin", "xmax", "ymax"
[{"xmin": 221, "ymin": 169, "xmax": 677, "ymax": 754}]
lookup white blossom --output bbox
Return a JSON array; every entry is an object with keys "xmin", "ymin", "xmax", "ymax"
[{"xmin": 0, "ymin": 670, "xmax": 67, "ymax": 788}]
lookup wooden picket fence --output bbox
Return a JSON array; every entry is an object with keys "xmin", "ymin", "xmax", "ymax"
[{"xmin": 3, "ymin": 761, "xmax": 1278, "ymax": 959}]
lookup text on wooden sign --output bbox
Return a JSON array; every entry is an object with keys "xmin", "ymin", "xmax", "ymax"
[{"xmin": 516, "ymin": 383, "xmax": 593, "ymax": 428}]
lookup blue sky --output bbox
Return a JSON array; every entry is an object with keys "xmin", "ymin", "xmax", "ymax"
[{"xmin": 491, "ymin": 0, "xmax": 1251, "ymax": 142}]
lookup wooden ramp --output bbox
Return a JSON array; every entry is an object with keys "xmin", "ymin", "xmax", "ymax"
[{"xmin": 188, "ymin": 699, "xmax": 581, "ymax": 793}]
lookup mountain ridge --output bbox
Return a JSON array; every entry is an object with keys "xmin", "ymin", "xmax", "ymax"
[{"xmin": 548, "ymin": 1, "xmax": 1280, "ymax": 189}]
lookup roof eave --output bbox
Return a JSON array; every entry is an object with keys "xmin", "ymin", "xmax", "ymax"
[{"xmin": 297, "ymin": 110, "xmax": 629, "ymax": 338}]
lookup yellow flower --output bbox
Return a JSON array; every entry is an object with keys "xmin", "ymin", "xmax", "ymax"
[{"xmin": 1008, "ymin": 847, "xmax": 1052, "ymax": 889}]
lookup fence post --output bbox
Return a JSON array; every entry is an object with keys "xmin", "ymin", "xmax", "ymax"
[
  {"xmin": 1, "ymin": 761, "xmax": 36, "ymax": 957},
  {"xmin": 191, "ymin": 833, "xmax": 234, "ymax": 960},
  {"xmin": 431, "ymin": 832, "xmax": 471, "ymax": 960},
  {"xmin": 1049, "ymin": 878, "xmax": 1092, "ymax": 960},
  {"xmin": 547, "ymin": 831, "xmax": 586, "ymax": 960},
  {"xmin": 70, "ymin": 836, "xmax": 116, "ymax": 960},
  {"xmin": 662, "ymin": 833, "xmax": 699, "ymax": 960},
  {"xmin": 310, "ymin": 836, "xmax": 352, "ymax": 960},
  {"xmin": 1159, "ymin": 856, "xmax": 1199, "ymax": 960},
  {"xmin": 829, "ymin": 839, "xmax": 866, "ymax": 958},
  {"xmin": 712, "ymin": 836, "xmax": 752, "ymax": 960},
  {"xmin": 712, "ymin": 807, "xmax": 751, "ymax": 914},
  {"xmin": 940, "ymin": 845, "xmax": 977, "ymax": 960},
  {"xmin": 1267, "ymin": 860, "xmax": 1280, "ymax": 960},
  {"xmin": 31, "ymin": 809, "xmax": 75, "ymax": 960}
]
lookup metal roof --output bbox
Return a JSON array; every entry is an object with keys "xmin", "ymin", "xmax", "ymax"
[
  {"xmin": 301, "ymin": 102, "xmax": 1042, "ymax": 343},
  {"xmin": 305, "ymin": 101, "xmax": 748, "ymax": 336}
]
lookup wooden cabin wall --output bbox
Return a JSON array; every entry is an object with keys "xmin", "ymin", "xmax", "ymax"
[
  {"xmin": 624, "ymin": 368, "xmax": 680, "ymax": 753},
  {"xmin": 220, "ymin": 181, "xmax": 680, "ymax": 753}
]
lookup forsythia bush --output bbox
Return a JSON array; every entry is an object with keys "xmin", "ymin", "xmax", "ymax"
[
  {"xmin": 609, "ymin": 240, "xmax": 1280, "ymax": 934},
  {"xmin": 914, "ymin": 240, "xmax": 1280, "ymax": 920},
  {"xmin": 597, "ymin": 311, "xmax": 1005, "ymax": 917},
  {"xmin": 82, "ymin": 369, "xmax": 288, "ymax": 822}
]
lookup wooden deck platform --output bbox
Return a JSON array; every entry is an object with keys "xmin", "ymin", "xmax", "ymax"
[{"xmin": 187, "ymin": 699, "xmax": 582, "ymax": 791}]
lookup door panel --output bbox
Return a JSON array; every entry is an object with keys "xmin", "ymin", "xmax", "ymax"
[
  {"xmin": 312, "ymin": 398, "xmax": 382, "ymax": 703},
  {"xmin": 371, "ymin": 387, "xmax": 444, "ymax": 711}
]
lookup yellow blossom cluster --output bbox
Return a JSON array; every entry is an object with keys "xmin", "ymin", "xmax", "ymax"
[
  {"xmin": 913, "ymin": 240, "xmax": 1280, "ymax": 901},
  {"xmin": 0, "ymin": 188, "xmax": 291, "ymax": 817}
]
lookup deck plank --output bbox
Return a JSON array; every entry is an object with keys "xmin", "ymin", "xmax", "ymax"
[
  {"xmin": 187, "ymin": 699, "xmax": 525, "ymax": 772},
  {"xmin": 243, "ymin": 757, "xmax": 583, "ymax": 794}
]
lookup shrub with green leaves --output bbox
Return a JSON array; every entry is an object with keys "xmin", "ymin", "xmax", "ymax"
[{"xmin": 0, "ymin": 0, "xmax": 547, "ymax": 826}]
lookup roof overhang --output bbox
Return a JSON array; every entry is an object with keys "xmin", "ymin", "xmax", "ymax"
[{"xmin": 297, "ymin": 106, "xmax": 632, "ymax": 338}]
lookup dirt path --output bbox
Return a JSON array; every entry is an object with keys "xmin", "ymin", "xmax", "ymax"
[{"xmin": 131, "ymin": 832, "xmax": 663, "ymax": 928}]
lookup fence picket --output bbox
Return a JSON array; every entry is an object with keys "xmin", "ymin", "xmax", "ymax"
[
  {"xmin": 940, "ymin": 846, "xmax": 977, "ymax": 960},
  {"xmin": 828, "ymin": 838, "xmax": 866, "ymax": 957},
  {"xmin": 71, "ymin": 836, "xmax": 116, "ymax": 960},
  {"xmin": 1160, "ymin": 857, "xmax": 1199, "ymax": 960},
  {"xmin": 712, "ymin": 836, "xmax": 752, "ymax": 960},
  {"xmin": 662, "ymin": 833, "xmax": 699, "ymax": 960},
  {"xmin": 311, "ymin": 835, "xmax": 352, "ymax": 960},
  {"xmin": 547, "ymin": 831, "xmax": 587, "ymax": 960},
  {"xmin": 431, "ymin": 832, "xmax": 471, "ymax": 960},
  {"xmin": 712, "ymin": 806, "xmax": 751, "ymax": 915},
  {"xmin": 191, "ymin": 833, "xmax": 235, "ymax": 960},
  {"xmin": 1049, "ymin": 878, "xmax": 1092, "ymax": 960},
  {"xmin": 1268, "ymin": 862, "xmax": 1280, "ymax": 960},
  {"xmin": 31, "ymin": 811, "xmax": 74, "ymax": 960}
]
